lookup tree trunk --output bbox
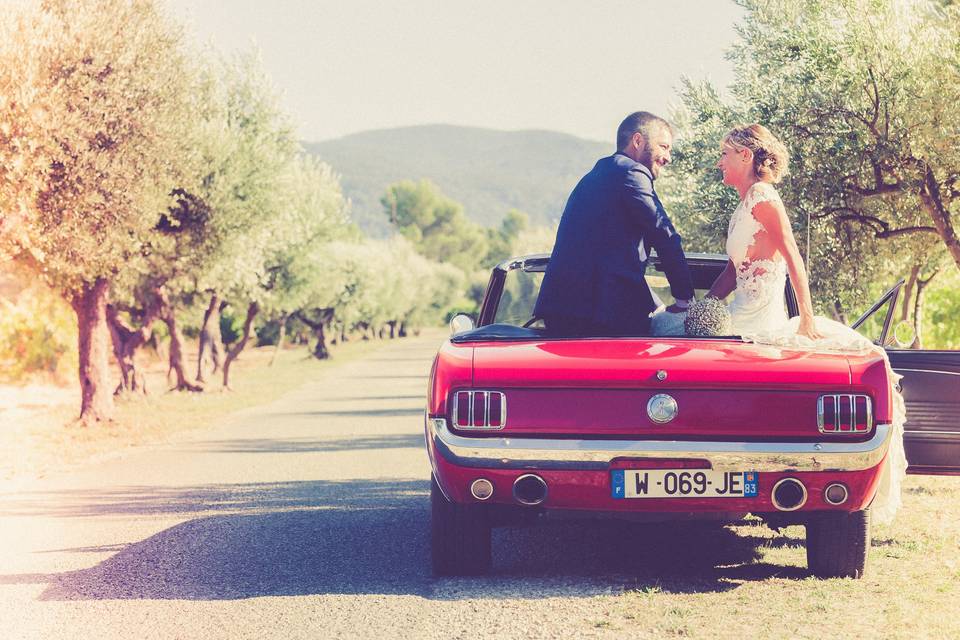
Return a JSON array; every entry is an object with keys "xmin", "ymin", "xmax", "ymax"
[
  {"xmin": 269, "ymin": 313, "xmax": 288, "ymax": 366},
  {"xmin": 900, "ymin": 263, "xmax": 920, "ymax": 323},
  {"xmin": 387, "ymin": 321, "xmax": 396, "ymax": 339},
  {"xmin": 196, "ymin": 292, "xmax": 224, "ymax": 383},
  {"xmin": 831, "ymin": 300, "xmax": 849, "ymax": 325},
  {"xmin": 910, "ymin": 268, "xmax": 940, "ymax": 350},
  {"xmin": 296, "ymin": 308, "xmax": 334, "ymax": 360},
  {"xmin": 107, "ymin": 307, "xmax": 137, "ymax": 394},
  {"xmin": 912, "ymin": 283, "xmax": 926, "ymax": 350},
  {"xmin": 70, "ymin": 278, "xmax": 114, "ymax": 423},
  {"xmin": 223, "ymin": 302, "xmax": 260, "ymax": 389},
  {"xmin": 157, "ymin": 288, "xmax": 203, "ymax": 392},
  {"xmin": 312, "ymin": 323, "xmax": 330, "ymax": 359},
  {"xmin": 920, "ymin": 166, "xmax": 960, "ymax": 271},
  {"xmin": 398, "ymin": 322, "xmax": 407, "ymax": 338},
  {"xmin": 106, "ymin": 295, "xmax": 161, "ymax": 395}
]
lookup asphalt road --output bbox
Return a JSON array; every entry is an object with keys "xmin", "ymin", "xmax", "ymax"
[{"xmin": 0, "ymin": 330, "xmax": 773, "ymax": 639}]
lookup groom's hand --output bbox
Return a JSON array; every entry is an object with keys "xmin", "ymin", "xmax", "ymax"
[{"xmin": 665, "ymin": 303, "xmax": 686, "ymax": 314}]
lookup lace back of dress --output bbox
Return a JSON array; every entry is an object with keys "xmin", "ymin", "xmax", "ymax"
[{"xmin": 727, "ymin": 182, "xmax": 786, "ymax": 303}]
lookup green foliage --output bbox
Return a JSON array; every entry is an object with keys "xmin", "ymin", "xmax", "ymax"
[
  {"xmin": 381, "ymin": 179, "xmax": 489, "ymax": 273},
  {"xmin": 925, "ymin": 268, "xmax": 960, "ymax": 348},
  {"xmin": 666, "ymin": 0, "xmax": 960, "ymax": 322},
  {"xmin": 484, "ymin": 209, "xmax": 529, "ymax": 268},
  {"xmin": 0, "ymin": 0, "xmax": 195, "ymax": 295},
  {"xmin": 0, "ymin": 284, "xmax": 77, "ymax": 382},
  {"xmin": 219, "ymin": 308, "xmax": 245, "ymax": 346}
]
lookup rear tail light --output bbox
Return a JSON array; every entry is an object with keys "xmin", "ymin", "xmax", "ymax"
[
  {"xmin": 818, "ymin": 394, "xmax": 872, "ymax": 433},
  {"xmin": 452, "ymin": 390, "xmax": 506, "ymax": 430}
]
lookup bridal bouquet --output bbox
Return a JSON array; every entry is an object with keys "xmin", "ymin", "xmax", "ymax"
[{"xmin": 684, "ymin": 297, "xmax": 732, "ymax": 336}]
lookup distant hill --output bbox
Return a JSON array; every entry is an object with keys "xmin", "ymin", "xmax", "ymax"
[{"xmin": 304, "ymin": 125, "xmax": 610, "ymax": 237}]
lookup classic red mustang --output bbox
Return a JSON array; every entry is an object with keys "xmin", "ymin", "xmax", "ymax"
[{"xmin": 425, "ymin": 253, "xmax": 960, "ymax": 578}]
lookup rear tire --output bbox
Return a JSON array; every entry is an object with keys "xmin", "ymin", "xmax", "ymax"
[
  {"xmin": 806, "ymin": 508, "xmax": 871, "ymax": 579},
  {"xmin": 431, "ymin": 474, "xmax": 492, "ymax": 576}
]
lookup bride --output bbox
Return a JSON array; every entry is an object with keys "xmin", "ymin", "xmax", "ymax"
[{"xmin": 706, "ymin": 124, "xmax": 907, "ymax": 525}]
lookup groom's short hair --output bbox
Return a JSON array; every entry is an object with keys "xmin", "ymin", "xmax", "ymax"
[{"xmin": 617, "ymin": 112, "xmax": 672, "ymax": 150}]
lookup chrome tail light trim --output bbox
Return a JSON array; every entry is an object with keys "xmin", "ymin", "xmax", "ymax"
[
  {"xmin": 817, "ymin": 394, "xmax": 872, "ymax": 434},
  {"xmin": 451, "ymin": 390, "xmax": 506, "ymax": 430}
]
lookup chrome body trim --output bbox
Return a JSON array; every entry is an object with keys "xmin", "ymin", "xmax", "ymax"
[
  {"xmin": 429, "ymin": 417, "xmax": 892, "ymax": 472},
  {"xmin": 771, "ymin": 478, "xmax": 808, "ymax": 511},
  {"xmin": 470, "ymin": 478, "xmax": 494, "ymax": 501},
  {"xmin": 513, "ymin": 474, "xmax": 548, "ymax": 505},
  {"xmin": 824, "ymin": 482, "xmax": 849, "ymax": 506},
  {"xmin": 817, "ymin": 394, "xmax": 872, "ymax": 434},
  {"xmin": 894, "ymin": 368, "xmax": 960, "ymax": 377},
  {"xmin": 646, "ymin": 394, "xmax": 678, "ymax": 424},
  {"xmin": 452, "ymin": 391, "xmax": 506, "ymax": 431},
  {"xmin": 905, "ymin": 429, "xmax": 960, "ymax": 437}
]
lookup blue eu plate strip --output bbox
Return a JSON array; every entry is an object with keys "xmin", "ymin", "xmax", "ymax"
[
  {"xmin": 743, "ymin": 471, "xmax": 759, "ymax": 497},
  {"xmin": 611, "ymin": 469, "xmax": 625, "ymax": 499}
]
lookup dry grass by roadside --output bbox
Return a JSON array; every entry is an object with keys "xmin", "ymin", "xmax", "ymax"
[
  {"xmin": 0, "ymin": 336, "xmax": 394, "ymax": 482},
  {"xmin": 581, "ymin": 474, "xmax": 960, "ymax": 639}
]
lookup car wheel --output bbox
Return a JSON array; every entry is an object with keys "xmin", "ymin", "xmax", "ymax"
[
  {"xmin": 431, "ymin": 474, "xmax": 492, "ymax": 576},
  {"xmin": 805, "ymin": 508, "xmax": 871, "ymax": 579}
]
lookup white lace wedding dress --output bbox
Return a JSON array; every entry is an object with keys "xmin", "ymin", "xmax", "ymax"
[{"xmin": 727, "ymin": 182, "xmax": 907, "ymax": 524}]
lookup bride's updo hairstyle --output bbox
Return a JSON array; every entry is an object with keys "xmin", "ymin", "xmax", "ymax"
[{"xmin": 722, "ymin": 124, "xmax": 790, "ymax": 184}]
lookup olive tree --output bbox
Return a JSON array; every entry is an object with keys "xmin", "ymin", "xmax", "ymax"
[
  {"xmin": 0, "ymin": 0, "xmax": 194, "ymax": 421},
  {"xmin": 256, "ymin": 155, "xmax": 352, "ymax": 366},
  {"xmin": 665, "ymin": 0, "xmax": 960, "ymax": 321}
]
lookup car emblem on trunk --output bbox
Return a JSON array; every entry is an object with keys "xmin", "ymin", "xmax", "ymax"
[{"xmin": 647, "ymin": 394, "xmax": 678, "ymax": 424}]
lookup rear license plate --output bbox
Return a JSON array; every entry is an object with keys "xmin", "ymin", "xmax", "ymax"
[{"xmin": 611, "ymin": 470, "xmax": 759, "ymax": 499}]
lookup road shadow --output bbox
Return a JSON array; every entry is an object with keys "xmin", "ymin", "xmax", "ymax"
[
  {"xmin": 265, "ymin": 408, "xmax": 425, "ymax": 418},
  {"xmin": 186, "ymin": 434, "xmax": 425, "ymax": 454},
  {"xmin": 2, "ymin": 479, "xmax": 811, "ymax": 601},
  {"xmin": 325, "ymin": 395, "xmax": 425, "ymax": 402},
  {"xmin": 344, "ymin": 375, "xmax": 428, "ymax": 380}
]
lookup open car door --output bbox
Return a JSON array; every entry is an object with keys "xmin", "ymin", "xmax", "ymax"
[{"xmin": 852, "ymin": 280, "xmax": 960, "ymax": 475}]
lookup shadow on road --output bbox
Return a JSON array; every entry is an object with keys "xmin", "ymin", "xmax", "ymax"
[
  {"xmin": 344, "ymin": 375, "xmax": 428, "ymax": 380},
  {"xmin": 264, "ymin": 408, "xmax": 426, "ymax": 418},
  {"xmin": 2, "ymin": 479, "xmax": 809, "ymax": 601},
  {"xmin": 186, "ymin": 434, "xmax": 426, "ymax": 454},
  {"xmin": 325, "ymin": 395, "xmax": 425, "ymax": 402}
]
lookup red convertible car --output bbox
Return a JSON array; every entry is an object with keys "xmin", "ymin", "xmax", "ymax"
[{"xmin": 425, "ymin": 253, "xmax": 960, "ymax": 578}]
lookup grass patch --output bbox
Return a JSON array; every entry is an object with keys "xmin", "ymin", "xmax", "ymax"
[
  {"xmin": 0, "ymin": 337, "xmax": 392, "ymax": 481},
  {"xmin": 592, "ymin": 474, "xmax": 960, "ymax": 638}
]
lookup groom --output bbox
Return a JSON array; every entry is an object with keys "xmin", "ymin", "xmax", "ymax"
[{"xmin": 534, "ymin": 111, "xmax": 694, "ymax": 336}]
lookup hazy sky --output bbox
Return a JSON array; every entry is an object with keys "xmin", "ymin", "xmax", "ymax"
[{"xmin": 169, "ymin": 1, "xmax": 743, "ymax": 143}]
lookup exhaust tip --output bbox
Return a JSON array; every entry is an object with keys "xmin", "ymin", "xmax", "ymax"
[
  {"xmin": 512, "ymin": 474, "xmax": 548, "ymax": 506},
  {"xmin": 772, "ymin": 478, "xmax": 807, "ymax": 511},
  {"xmin": 470, "ymin": 478, "xmax": 494, "ymax": 501},
  {"xmin": 824, "ymin": 482, "xmax": 849, "ymax": 506}
]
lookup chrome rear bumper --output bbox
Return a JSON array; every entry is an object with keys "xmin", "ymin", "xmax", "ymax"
[{"xmin": 428, "ymin": 417, "xmax": 892, "ymax": 472}]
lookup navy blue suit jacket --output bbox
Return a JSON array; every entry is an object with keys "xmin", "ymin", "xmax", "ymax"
[{"xmin": 534, "ymin": 153, "xmax": 694, "ymax": 332}]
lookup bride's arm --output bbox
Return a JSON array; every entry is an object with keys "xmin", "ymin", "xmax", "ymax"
[
  {"xmin": 706, "ymin": 259, "xmax": 737, "ymax": 300},
  {"xmin": 752, "ymin": 200, "xmax": 824, "ymax": 340}
]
